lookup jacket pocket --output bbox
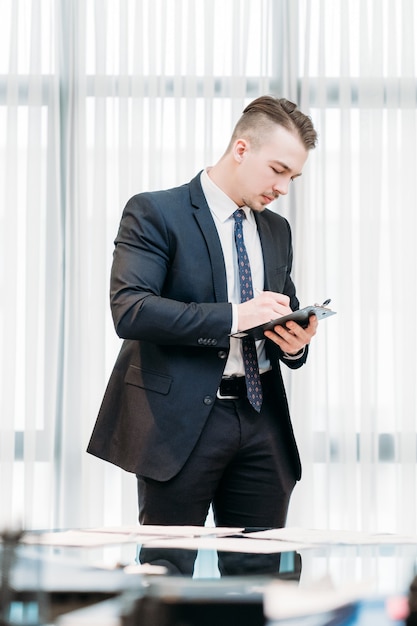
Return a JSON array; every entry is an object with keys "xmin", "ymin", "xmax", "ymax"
[{"xmin": 125, "ymin": 365, "xmax": 172, "ymax": 395}]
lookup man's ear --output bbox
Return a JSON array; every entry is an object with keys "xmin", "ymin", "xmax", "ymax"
[{"xmin": 233, "ymin": 138, "xmax": 249, "ymax": 163}]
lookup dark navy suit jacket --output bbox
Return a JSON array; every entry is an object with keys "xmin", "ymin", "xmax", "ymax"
[{"xmin": 87, "ymin": 173, "xmax": 308, "ymax": 481}]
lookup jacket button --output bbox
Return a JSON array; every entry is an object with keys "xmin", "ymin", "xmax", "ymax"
[
  {"xmin": 203, "ymin": 396, "xmax": 213, "ymax": 405},
  {"xmin": 218, "ymin": 350, "xmax": 227, "ymax": 359}
]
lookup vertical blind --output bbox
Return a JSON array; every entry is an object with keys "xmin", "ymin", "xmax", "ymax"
[
  {"xmin": 1, "ymin": 0, "xmax": 417, "ymax": 553},
  {"xmin": 290, "ymin": 0, "xmax": 417, "ymax": 536}
]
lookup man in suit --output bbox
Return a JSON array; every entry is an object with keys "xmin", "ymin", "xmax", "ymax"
[{"xmin": 87, "ymin": 96, "xmax": 319, "ymax": 575}]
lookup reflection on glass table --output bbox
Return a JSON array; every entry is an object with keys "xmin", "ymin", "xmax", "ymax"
[{"xmin": 2, "ymin": 529, "xmax": 417, "ymax": 625}]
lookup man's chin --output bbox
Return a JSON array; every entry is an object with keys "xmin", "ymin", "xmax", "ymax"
[
  {"xmin": 258, "ymin": 198, "xmax": 272, "ymax": 211},
  {"xmin": 248, "ymin": 203, "xmax": 266, "ymax": 213},
  {"xmin": 242, "ymin": 198, "xmax": 268, "ymax": 212}
]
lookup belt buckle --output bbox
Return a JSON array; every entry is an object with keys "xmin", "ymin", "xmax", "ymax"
[{"xmin": 217, "ymin": 376, "xmax": 240, "ymax": 400}]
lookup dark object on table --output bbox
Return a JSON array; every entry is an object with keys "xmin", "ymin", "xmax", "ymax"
[
  {"xmin": 0, "ymin": 528, "xmax": 25, "ymax": 626},
  {"xmin": 406, "ymin": 575, "xmax": 417, "ymax": 625}
]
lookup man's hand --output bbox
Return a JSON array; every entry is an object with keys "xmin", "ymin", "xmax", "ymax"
[
  {"xmin": 237, "ymin": 291, "xmax": 293, "ymax": 332},
  {"xmin": 236, "ymin": 290, "xmax": 318, "ymax": 355},
  {"xmin": 264, "ymin": 315, "xmax": 318, "ymax": 354}
]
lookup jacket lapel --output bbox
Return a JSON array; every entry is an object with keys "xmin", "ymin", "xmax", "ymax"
[{"xmin": 189, "ymin": 174, "xmax": 229, "ymax": 303}]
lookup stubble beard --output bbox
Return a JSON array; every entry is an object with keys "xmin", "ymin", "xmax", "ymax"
[{"xmin": 240, "ymin": 194, "xmax": 269, "ymax": 213}]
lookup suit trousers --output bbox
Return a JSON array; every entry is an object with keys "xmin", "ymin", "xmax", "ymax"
[{"xmin": 136, "ymin": 370, "xmax": 297, "ymax": 575}]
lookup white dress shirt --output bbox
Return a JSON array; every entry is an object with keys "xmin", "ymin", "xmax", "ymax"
[{"xmin": 200, "ymin": 169, "xmax": 271, "ymax": 376}]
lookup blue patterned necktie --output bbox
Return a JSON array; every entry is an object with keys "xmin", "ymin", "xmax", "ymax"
[{"xmin": 233, "ymin": 209, "xmax": 263, "ymax": 412}]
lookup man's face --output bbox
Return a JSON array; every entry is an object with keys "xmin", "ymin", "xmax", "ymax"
[{"xmin": 234, "ymin": 125, "xmax": 309, "ymax": 212}]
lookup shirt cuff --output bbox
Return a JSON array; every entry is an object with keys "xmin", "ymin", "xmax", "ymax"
[
  {"xmin": 282, "ymin": 346, "xmax": 306, "ymax": 360},
  {"xmin": 230, "ymin": 303, "xmax": 238, "ymax": 334}
]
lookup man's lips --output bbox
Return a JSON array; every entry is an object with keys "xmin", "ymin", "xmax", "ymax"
[{"xmin": 261, "ymin": 194, "xmax": 276, "ymax": 204}]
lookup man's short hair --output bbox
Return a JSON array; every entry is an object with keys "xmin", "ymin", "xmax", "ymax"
[{"xmin": 230, "ymin": 95, "xmax": 317, "ymax": 151}]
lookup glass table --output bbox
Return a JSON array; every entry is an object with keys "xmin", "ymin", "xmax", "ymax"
[{"xmin": 1, "ymin": 529, "xmax": 417, "ymax": 625}]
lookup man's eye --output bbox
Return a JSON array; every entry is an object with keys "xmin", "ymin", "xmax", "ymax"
[{"xmin": 272, "ymin": 167, "xmax": 283, "ymax": 175}]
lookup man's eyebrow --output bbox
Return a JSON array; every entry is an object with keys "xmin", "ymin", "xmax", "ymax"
[{"xmin": 272, "ymin": 160, "xmax": 303, "ymax": 178}]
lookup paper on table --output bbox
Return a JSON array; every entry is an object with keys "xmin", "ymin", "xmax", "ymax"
[
  {"xmin": 244, "ymin": 526, "xmax": 417, "ymax": 545},
  {"xmin": 22, "ymin": 525, "xmax": 245, "ymax": 548},
  {"xmin": 84, "ymin": 525, "xmax": 244, "ymax": 537},
  {"xmin": 22, "ymin": 530, "xmax": 147, "ymax": 547},
  {"xmin": 23, "ymin": 525, "xmax": 416, "ymax": 550},
  {"xmin": 138, "ymin": 536, "xmax": 310, "ymax": 554}
]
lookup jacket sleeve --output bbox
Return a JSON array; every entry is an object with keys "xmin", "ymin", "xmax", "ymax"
[{"xmin": 110, "ymin": 193, "xmax": 233, "ymax": 347}]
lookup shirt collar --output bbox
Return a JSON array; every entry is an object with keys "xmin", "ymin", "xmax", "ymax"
[{"xmin": 200, "ymin": 169, "xmax": 254, "ymax": 224}]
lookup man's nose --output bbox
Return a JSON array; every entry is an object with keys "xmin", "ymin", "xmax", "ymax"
[{"xmin": 273, "ymin": 178, "xmax": 290, "ymax": 196}]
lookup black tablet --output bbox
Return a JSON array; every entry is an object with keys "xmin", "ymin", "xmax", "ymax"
[{"xmin": 230, "ymin": 303, "xmax": 336, "ymax": 341}]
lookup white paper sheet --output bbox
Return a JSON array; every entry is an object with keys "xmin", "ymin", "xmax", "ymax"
[
  {"xmin": 244, "ymin": 526, "xmax": 417, "ymax": 545},
  {"xmin": 21, "ymin": 525, "xmax": 417, "ymax": 550},
  {"xmin": 140, "ymin": 535, "xmax": 309, "ymax": 554},
  {"xmin": 22, "ymin": 525, "xmax": 244, "ymax": 547}
]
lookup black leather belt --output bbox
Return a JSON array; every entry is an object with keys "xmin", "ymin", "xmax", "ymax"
[
  {"xmin": 217, "ymin": 371, "xmax": 272, "ymax": 400},
  {"xmin": 218, "ymin": 376, "xmax": 248, "ymax": 399}
]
